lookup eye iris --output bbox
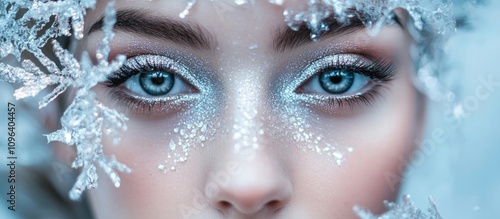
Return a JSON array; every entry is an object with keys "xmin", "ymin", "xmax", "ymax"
[
  {"xmin": 319, "ymin": 70, "xmax": 354, "ymax": 94},
  {"xmin": 139, "ymin": 71, "xmax": 174, "ymax": 96}
]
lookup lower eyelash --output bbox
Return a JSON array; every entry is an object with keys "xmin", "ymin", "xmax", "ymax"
[
  {"xmin": 331, "ymin": 83, "xmax": 387, "ymax": 110},
  {"xmin": 293, "ymin": 54, "xmax": 397, "ymax": 111},
  {"xmin": 106, "ymin": 89, "xmax": 195, "ymax": 116},
  {"xmin": 110, "ymin": 90, "xmax": 161, "ymax": 113},
  {"xmin": 298, "ymin": 82, "xmax": 390, "ymax": 113}
]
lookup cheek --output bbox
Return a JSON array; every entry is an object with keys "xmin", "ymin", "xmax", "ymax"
[
  {"xmin": 291, "ymin": 72, "xmax": 419, "ymax": 215},
  {"xmin": 89, "ymin": 117, "xmax": 213, "ymax": 218}
]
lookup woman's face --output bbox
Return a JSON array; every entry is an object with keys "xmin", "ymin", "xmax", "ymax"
[{"xmin": 77, "ymin": 0, "xmax": 422, "ymax": 218}]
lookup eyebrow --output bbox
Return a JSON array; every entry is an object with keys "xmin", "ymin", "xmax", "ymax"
[
  {"xmin": 89, "ymin": 9, "xmax": 402, "ymax": 53},
  {"xmin": 273, "ymin": 14, "xmax": 403, "ymax": 52},
  {"xmin": 88, "ymin": 9, "xmax": 216, "ymax": 50}
]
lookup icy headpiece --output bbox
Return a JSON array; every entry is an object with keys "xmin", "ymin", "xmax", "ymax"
[{"xmin": 0, "ymin": 0, "xmax": 456, "ymax": 201}]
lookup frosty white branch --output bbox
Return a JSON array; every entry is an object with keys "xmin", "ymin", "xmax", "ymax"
[
  {"xmin": 0, "ymin": 0, "xmax": 129, "ymax": 201},
  {"xmin": 354, "ymin": 195, "xmax": 443, "ymax": 219}
]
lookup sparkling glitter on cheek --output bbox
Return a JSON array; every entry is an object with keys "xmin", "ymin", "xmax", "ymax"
[
  {"xmin": 274, "ymin": 112, "xmax": 353, "ymax": 165},
  {"xmin": 270, "ymin": 58, "xmax": 355, "ymax": 165},
  {"xmin": 156, "ymin": 92, "xmax": 223, "ymax": 172},
  {"xmin": 158, "ymin": 119, "xmax": 219, "ymax": 173},
  {"xmin": 144, "ymin": 57, "xmax": 223, "ymax": 173}
]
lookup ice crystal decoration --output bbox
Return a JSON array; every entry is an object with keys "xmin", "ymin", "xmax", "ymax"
[
  {"xmin": 354, "ymin": 195, "xmax": 442, "ymax": 219},
  {"xmin": 279, "ymin": 0, "xmax": 456, "ymax": 102},
  {"xmin": 0, "ymin": 0, "xmax": 129, "ymax": 200}
]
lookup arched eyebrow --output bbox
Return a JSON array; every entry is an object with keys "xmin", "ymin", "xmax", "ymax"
[
  {"xmin": 88, "ymin": 9, "xmax": 402, "ymax": 53},
  {"xmin": 88, "ymin": 9, "xmax": 216, "ymax": 51},
  {"xmin": 273, "ymin": 14, "xmax": 403, "ymax": 53}
]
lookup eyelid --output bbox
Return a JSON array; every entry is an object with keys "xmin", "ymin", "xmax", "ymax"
[
  {"xmin": 278, "ymin": 53, "xmax": 396, "ymax": 112},
  {"xmin": 102, "ymin": 54, "xmax": 204, "ymax": 115},
  {"xmin": 123, "ymin": 73, "xmax": 192, "ymax": 98},
  {"xmin": 299, "ymin": 73, "xmax": 371, "ymax": 96},
  {"xmin": 106, "ymin": 54, "xmax": 203, "ymax": 94},
  {"xmin": 292, "ymin": 54, "xmax": 395, "ymax": 93}
]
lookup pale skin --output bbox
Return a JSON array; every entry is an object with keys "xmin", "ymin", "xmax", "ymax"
[{"xmin": 54, "ymin": 0, "xmax": 424, "ymax": 218}]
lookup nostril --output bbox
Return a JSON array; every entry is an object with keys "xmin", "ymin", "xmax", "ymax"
[
  {"xmin": 218, "ymin": 200, "xmax": 232, "ymax": 209},
  {"xmin": 215, "ymin": 198, "xmax": 286, "ymax": 214},
  {"xmin": 267, "ymin": 199, "xmax": 285, "ymax": 212},
  {"xmin": 205, "ymin": 154, "xmax": 293, "ymax": 215},
  {"xmin": 267, "ymin": 200, "xmax": 279, "ymax": 208}
]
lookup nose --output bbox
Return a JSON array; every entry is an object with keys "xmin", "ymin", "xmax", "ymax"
[
  {"xmin": 204, "ymin": 69, "xmax": 292, "ymax": 215},
  {"xmin": 205, "ymin": 151, "xmax": 292, "ymax": 215}
]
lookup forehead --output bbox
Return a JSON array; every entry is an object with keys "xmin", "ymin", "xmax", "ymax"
[
  {"xmin": 85, "ymin": 0, "xmax": 378, "ymax": 32},
  {"xmin": 85, "ymin": 1, "xmax": 282, "ymax": 41},
  {"xmin": 86, "ymin": 1, "xmax": 398, "ymax": 51},
  {"xmin": 82, "ymin": 0, "xmax": 406, "ymax": 60},
  {"xmin": 88, "ymin": 0, "xmax": 289, "ymax": 20}
]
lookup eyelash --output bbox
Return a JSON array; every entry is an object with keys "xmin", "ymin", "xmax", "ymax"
[
  {"xmin": 315, "ymin": 84, "xmax": 386, "ymax": 110},
  {"xmin": 296, "ymin": 55, "xmax": 396, "ymax": 110},
  {"xmin": 106, "ymin": 57, "xmax": 173, "ymax": 87},
  {"xmin": 103, "ymin": 55, "xmax": 196, "ymax": 114},
  {"xmin": 103, "ymin": 55, "xmax": 395, "ymax": 114}
]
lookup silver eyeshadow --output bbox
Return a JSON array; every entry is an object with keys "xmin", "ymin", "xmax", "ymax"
[{"xmin": 112, "ymin": 54, "xmax": 365, "ymax": 173}]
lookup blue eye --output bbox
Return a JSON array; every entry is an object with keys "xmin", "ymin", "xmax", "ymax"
[
  {"xmin": 105, "ymin": 55, "xmax": 196, "ymax": 98},
  {"xmin": 298, "ymin": 55, "xmax": 388, "ymax": 97},
  {"xmin": 319, "ymin": 69, "xmax": 354, "ymax": 94},
  {"xmin": 139, "ymin": 71, "xmax": 174, "ymax": 96},
  {"xmin": 301, "ymin": 69, "xmax": 370, "ymax": 96},
  {"xmin": 103, "ymin": 55, "xmax": 204, "ymax": 114}
]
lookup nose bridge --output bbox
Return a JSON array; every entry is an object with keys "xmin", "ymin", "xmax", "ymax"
[
  {"xmin": 203, "ymin": 69, "xmax": 292, "ymax": 215},
  {"xmin": 229, "ymin": 69, "xmax": 266, "ymax": 152}
]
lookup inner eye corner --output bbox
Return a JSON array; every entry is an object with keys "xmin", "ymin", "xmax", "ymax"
[
  {"xmin": 294, "ymin": 76, "xmax": 316, "ymax": 94},
  {"xmin": 189, "ymin": 85, "xmax": 201, "ymax": 94},
  {"xmin": 177, "ymin": 75, "xmax": 201, "ymax": 94}
]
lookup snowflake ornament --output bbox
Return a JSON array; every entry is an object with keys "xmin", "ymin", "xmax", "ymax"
[
  {"xmin": 0, "ymin": 0, "xmax": 129, "ymax": 201},
  {"xmin": 355, "ymin": 195, "xmax": 443, "ymax": 219}
]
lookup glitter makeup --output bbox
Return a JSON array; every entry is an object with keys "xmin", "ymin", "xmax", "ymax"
[
  {"xmin": 102, "ymin": 54, "xmax": 222, "ymax": 173},
  {"xmin": 104, "ymin": 55, "xmax": 202, "ymax": 114},
  {"xmin": 266, "ymin": 53, "xmax": 394, "ymax": 165}
]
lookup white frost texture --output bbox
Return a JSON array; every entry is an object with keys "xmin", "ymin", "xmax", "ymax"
[{"xmin": 0, "ymin": 0, "xmax": 130, "ymax": 201}]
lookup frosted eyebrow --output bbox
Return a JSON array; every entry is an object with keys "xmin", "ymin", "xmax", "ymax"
[
  {"xmin": 88, "ymin": 9, "xmax": 216, "ymax": 51},
  {"xmin": 273, "ymin": 14, "xmax": 403, "ymax": 53}
]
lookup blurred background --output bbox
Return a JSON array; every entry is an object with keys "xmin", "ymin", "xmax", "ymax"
[{"xmin": 399, "ymin": 1, "xmax": 500, "ymax": 218}]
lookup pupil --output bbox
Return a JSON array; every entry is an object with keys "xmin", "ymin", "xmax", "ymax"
[
  {"xmin": 139, "ymin": 71, "xmax": 174, "ymax": 96},
  {"xmin": 330, "ymin": 76, "xmax": 342, "ymax": 84},
  {"xmin": 319, "ymin": 69, "xmax": 354, "ymax": 94},
  {"xmin": 151, "ymin": 75, "xmax": 165, "ymax": 85}
]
